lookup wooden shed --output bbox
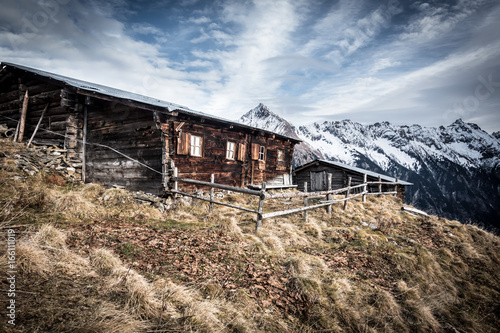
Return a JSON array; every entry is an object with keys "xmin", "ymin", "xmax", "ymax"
[
  {"xmin": 293, "ymin": 159, "xmax": 412, "ymax": 202},
  {"xmin": 0, "ymin": 62, "xmax": 300, "ymax": 195}
]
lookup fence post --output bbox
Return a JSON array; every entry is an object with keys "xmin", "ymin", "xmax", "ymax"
[
  {"xmin": 394, "ymin": 177, "xmax": 399, "ymax": 197},
  {"xmin": 209, "ymin": 174, "xmax": 215, "ymax": 212},
  {"xmin": 344, "ymin": 176, "xmax": 352, "ymax": 210},
  {"xmin": 256, "ymin": 182, "xmax": 267, "ymax": 232},
  {"xmin": 173, "ymin": 167, "xmax": 178, "ymax": 192},
  {"xmin": 303, "ymin": 181, "xmax": 308, "ymax": 221},
  {"xmin": 327, "ymin": 173, "xmax": 332, "ymax": 216},
  {"xmin": 362, "ymin": 173, "xmax": 367, "ymax": 202},
  {"xmin": 378, "ymin": 175, "xmax": 382, "ymax": 196}
]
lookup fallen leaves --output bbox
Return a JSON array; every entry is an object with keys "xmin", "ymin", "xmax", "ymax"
[{"xmin": 67, "ymin": 220, "xmax": 309, "ymax": 315}]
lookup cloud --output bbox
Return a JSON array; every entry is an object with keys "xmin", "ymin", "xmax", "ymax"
[
  {"xmin": 187, "ymin": 16, "xmax": 211, "ymax": 24},
  {"xmin": 0, "ymin": 0, "xmax": 498, "ymax": 133}
]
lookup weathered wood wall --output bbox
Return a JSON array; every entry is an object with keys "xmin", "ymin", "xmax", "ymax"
[
  {"xmin": 0, "ymin": 68, "xmax": 84, "ymax": 179},
  {"xmin": 159, "ymin": 113, "xmax": 296, "ymax": 192},
  {"xmin": 85, "ymin": 100, "xmax": 163, "ymax": 195},
  {"xmin": 1, "ymin": 65, "xmax": 297, "ymax": 196},
  {"xmin": 0, "ymin": 69, "xmax": 68, "ymax": 147},
  {"xmin": 293, "ymin": 162, "xmax": 406, "ymax": 201}
]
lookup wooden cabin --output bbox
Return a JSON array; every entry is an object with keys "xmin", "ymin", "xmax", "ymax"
[
  {"xmin": 293, "ymin": 159, "xmax": 412, "ymax": 202},
  {"xmin": 0, "ymin": 62, "xmax": 300, "ymax": 195}
]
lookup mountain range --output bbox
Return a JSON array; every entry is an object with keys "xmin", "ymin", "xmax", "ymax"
[{"xmin": 239, "ymin": 104, "xmax": 500, "ymax": 229}]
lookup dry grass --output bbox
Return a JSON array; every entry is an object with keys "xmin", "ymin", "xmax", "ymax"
[{"xmin": 1, "ymin": 138, "xmax": 500, "ymax": 332}]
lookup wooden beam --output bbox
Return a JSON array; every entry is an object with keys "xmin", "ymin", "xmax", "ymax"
[
  {"xmin": 17, "ymin": 90, "xmax": 29, "ymax": 142},
  {"xmin": 82, "ymin": 103, "xmax": 88, "ymax": 183},
  {"xmin": 27, "ymin": 103, "xmax": 49, "ymax": 147},
  {"xmin": 173, "ymin": 176, "xmax": 261, "ymax": 196},
  {"xmin": 172, "ymin": 190, "xmax": 258, "ymax": 214},
  {"xmin": 256, "ymin": 182, "xmax": 267, "ymax": 232},
  {"xmin": 75, "ymin": 89, "xmax": 179, "ymax": 115},
  {"xmin": 344, "ymin": 176, "xmax": 352, "ymax": 210}
]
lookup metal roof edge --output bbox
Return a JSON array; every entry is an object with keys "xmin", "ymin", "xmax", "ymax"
[
  {"xmin": 1, "ymin": 61, "xmax": 301, "ymax": 143},
  {"xmin": 294, "ymin": 159, "xmax": 413, "ymax": 186}
]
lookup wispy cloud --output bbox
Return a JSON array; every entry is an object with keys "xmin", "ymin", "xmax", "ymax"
[{"xmin": 0, "ymin": 0, "xmax": 499, "ymax": 132}]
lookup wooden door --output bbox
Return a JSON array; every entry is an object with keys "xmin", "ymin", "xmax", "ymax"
[{"xmin": 310, "ymin": 171, "xmax": 326, "ymax": 191}]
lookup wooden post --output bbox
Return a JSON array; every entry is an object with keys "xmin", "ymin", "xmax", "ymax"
[
  {"xmin": 27, "ymin": 103, "xmax": 49, "ymax": 148},
  {"xmin": 394, "ymin": 177, "xmax": 399, "ymax": 197},
  {"xmin": 17, "ymin": 90, "xmax": 29, "ymax": 142},
  {"xmin": 173, "ymin": 167, "xmax": 178, "ymax": 193},
  {"xmin": 378, "ymin": 175, "xmax": 382, "ymax": 196},
  {"xmin": 362, "ymin": 173, "xmax": 367, "ymax": 202},
  {"xmin": 256, "ymin": 181, "xmax": 267, "ymax": 232},
  {"xmin": 327, "ymin": 173, "xmax": 332, "ymax": 216},
  {"xmin": 13, "ymin": 120, "xmax": 20, "ymax": 142},
  {"xmin": 82, "ymin": 98, "xmax": 89, "ymax": 183},
  {"xmin": 344, "ymin": 177, "xmax": 352, "ymax": 210},
  {"xmin": 209, "ymin": 174, "xmax": 215, "ymax": 212},
  {"xmin": 304, "ymin": 181, "xmax": 308, "ymax": 221}
]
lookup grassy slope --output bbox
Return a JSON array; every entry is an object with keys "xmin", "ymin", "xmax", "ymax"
[{"xmin": 1, "ymin": 139, "xmax": 499, "ymax": 332}]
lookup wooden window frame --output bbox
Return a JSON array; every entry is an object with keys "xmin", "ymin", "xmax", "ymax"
[
  {"xmin": 226, "ymin": 141, "xmax": 236, "ymax": 160},
  {"xmin": 258, "ymin": 145, "xmax": 266, "ymax": 161},
  {"xmin": 277, "ymin": 149, "xmax": 285, "ymax": 164},
  {"xmin": 190, "ymin": 134, "xmax": 203, "ymax": 157}
]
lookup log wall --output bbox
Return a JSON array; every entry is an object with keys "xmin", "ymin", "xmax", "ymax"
[
  {"xmin": 159, "ymin": 113, "xmax": 296, "ymax": 192},
  {"xmin": 0, "ymin": 69, "xmax": 68, "ymax": 147},
  {"xmin": 293, "ymin": 162, "xmax": 406, "ymax": 201},
  {"xmin": 85, "ymin": 101, "xmax": 163, "ymax": 194}
]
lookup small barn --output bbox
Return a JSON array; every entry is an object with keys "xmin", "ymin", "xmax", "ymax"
[
  {"xmin": 0, "ymin": 62, "xmax": 300, "ymax": 195},
  {"xmin": 293, "ymin": 159, "xmax": 412, "ymax": 202}
]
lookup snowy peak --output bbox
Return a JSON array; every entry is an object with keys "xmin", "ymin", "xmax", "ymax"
[
  {"xmin": 238, "ymin": 105, "xmax": 499, "ymax": 226},
  {"xmin": 238, "ymin": 104, "xmax": 323, "ymax": 165},
  {"xmin": 239, "ymin": 103, "xmax": 300, "ymax": 140}
]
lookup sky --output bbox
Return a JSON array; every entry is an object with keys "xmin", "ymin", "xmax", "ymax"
[{"xmin": 1, "ymin": 0, "xmax": 499, "ymax": 133}]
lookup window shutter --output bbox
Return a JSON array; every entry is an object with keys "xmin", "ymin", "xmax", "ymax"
[
  {"xmin": 237, "ymin": 143, "xmax": 246, "ymax": 161},
  {"xmin": 251, "ymin": 143, "xmax": 259, "ymax": 160},
  {"xmin": 177, "ymin": 132, "xmax": 190, "ymax": 155}
]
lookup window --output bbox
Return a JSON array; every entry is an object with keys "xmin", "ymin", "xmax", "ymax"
[
  {"xmin": 226, "ymin": 141, "xmax": 236, "ymax": 160},
  {"xmin": 190, "ymin": 135, "xmax": 202, "ymax": 157},
  {"xmin": 277, "ymin": 150, "xmax": 285, "ymax": 163},
  {"xmin": 259, "ymin": 146, "xmax": 265, "ymax": 161}
]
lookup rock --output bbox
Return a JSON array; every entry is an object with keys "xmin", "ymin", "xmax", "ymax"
[{"xmin": 66, "ymin": 167, "xmax": 76, "ymax": 176}]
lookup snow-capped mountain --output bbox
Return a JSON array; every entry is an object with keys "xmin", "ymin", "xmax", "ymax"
[
  {"xmin": 240, "ymin": 104, "xmax": 324, "ymax": 165},
  {"xmin": 239, "ymin": 104, "xmax": 500, "ymax": 229}
]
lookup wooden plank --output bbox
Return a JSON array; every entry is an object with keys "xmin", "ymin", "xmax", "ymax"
[
  {"xmin": 344, "ymin": 176, "xmax": 351, "ymax": 210},
  {"xmin": 304, "ymin": 181, "xmax": 308, "ymax": 221},
  {"xmin": 256, "ymin": 182, "xmax": 267, "ymax": 232},
  {"xmin": 366, "ymin": 191, "xmax": 397, "ymax": 196},
  {"xmin": 327, "ymin": 173, "xmax": 332, "ymax": 216},
  {"xmin": 209, "ymin": 174, "xmax": 214, "ymax": 212},
  {"xmin": 401, "ymin": 206, "xmax": 428, "ymax": 216},
  {"xmin": 172, "ymin": 190, "xmax": 259, "ymax": 214},
  {"xmin": 27, "ymin": 103, "xmax": 49, "ymax": 147},
  {"xmin": 362, "ymin": 174, "xmax": 367, "ymax": 202},
  {"xmin": 17, "ymin": 90, "xmax": 29, "ymax": 142},
  {"xmin": 82, "ymin": 102, "xmax": 88, "ymax": 183},
  {"xmin": 173, "ymin": 176, "xmax": 261, "ymax": 196}
]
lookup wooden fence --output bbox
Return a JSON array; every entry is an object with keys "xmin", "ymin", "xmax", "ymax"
[{"xmin": 170, "ymin": 168, "xmax": 399, "ymax": 231}]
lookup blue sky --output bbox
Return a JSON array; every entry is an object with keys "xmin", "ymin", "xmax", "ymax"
[{"xmin": 1, "ymin": 0, "xmax": 499, "ymax": 132}]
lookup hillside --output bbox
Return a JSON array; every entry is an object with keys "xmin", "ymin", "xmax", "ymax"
[
  {"xmin": 1, "ymin": 138, "xmax": 500, "ymax": 332},
  {"xmin": 238, "ymin": 105, "xmax": 500, "ymax": 229}
]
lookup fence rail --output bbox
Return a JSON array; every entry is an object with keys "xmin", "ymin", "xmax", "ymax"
[{"xmin": 170, "ymin": 167, "xmax": 399, "ymax": 231}]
